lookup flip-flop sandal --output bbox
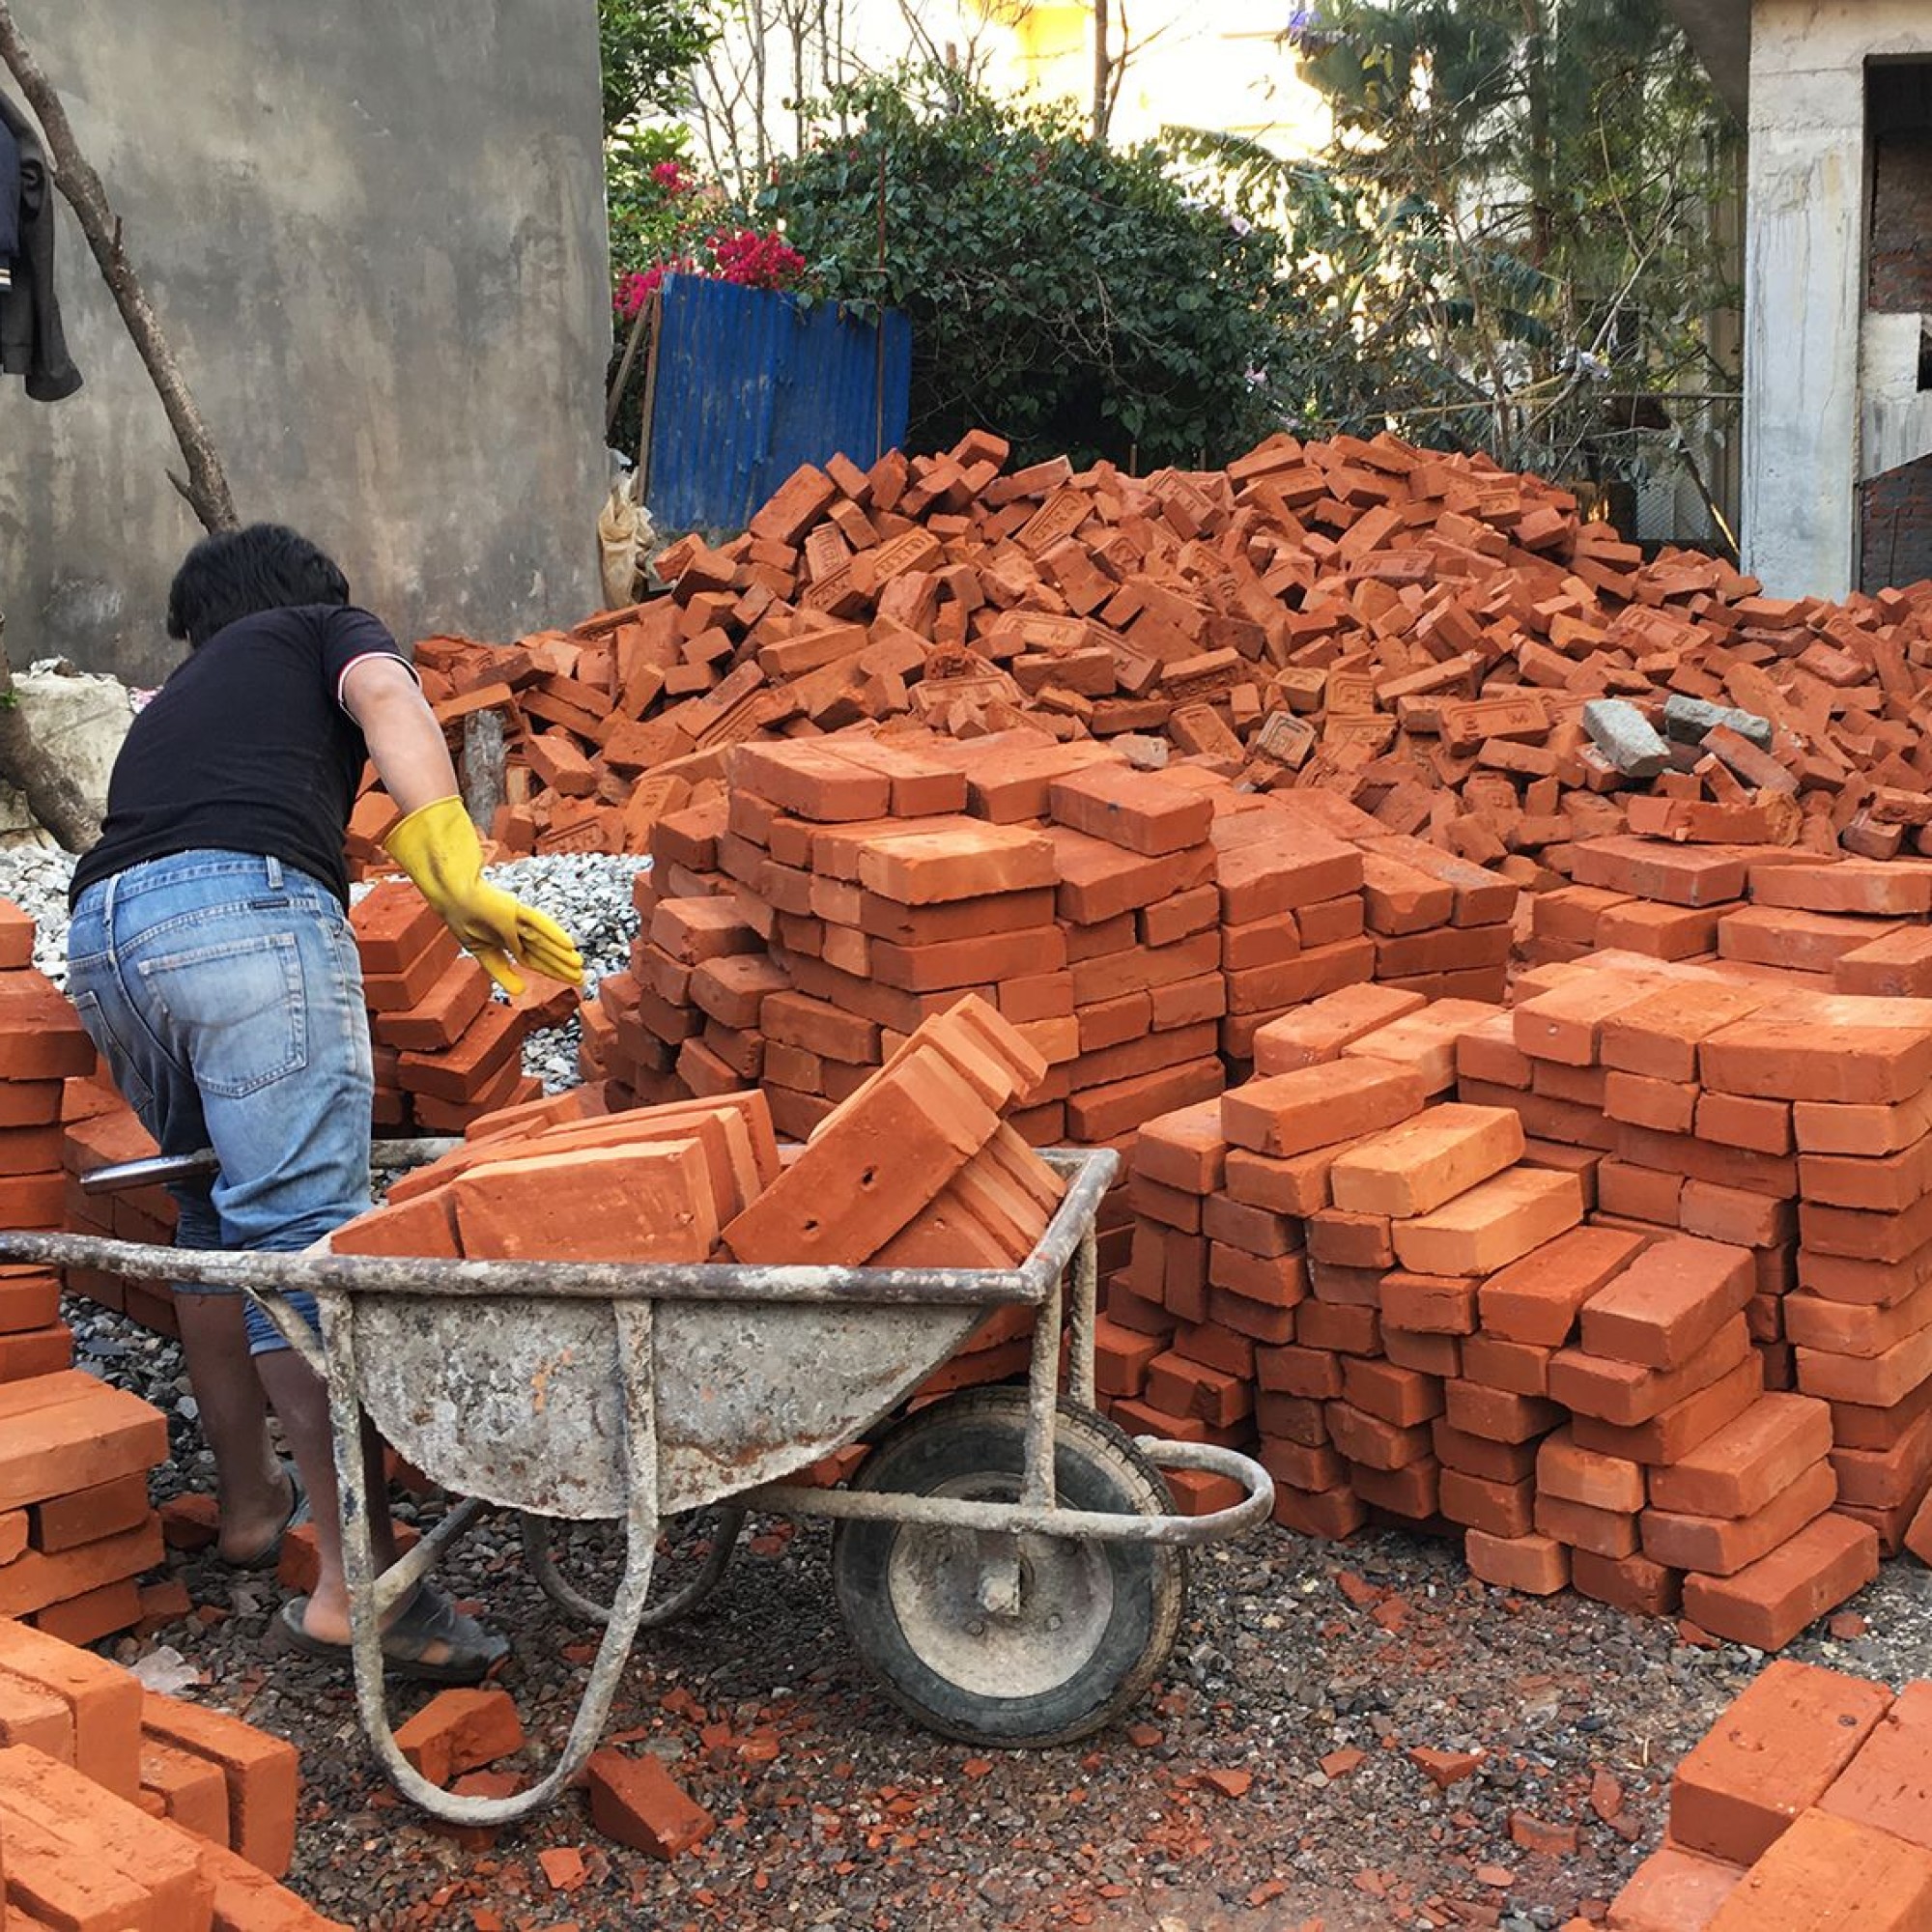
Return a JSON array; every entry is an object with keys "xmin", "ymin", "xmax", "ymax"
[
  {"xmin": 227, "ymin": 1462, "xmax": 311, "ymax": 1572},
  {"xmin": 278, "ymin": 1585, "xmax": 509, "ymax": 1686}
]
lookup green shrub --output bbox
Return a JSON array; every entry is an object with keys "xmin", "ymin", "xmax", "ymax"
[{"xmin": 754, "ymin": 68, "xmax": 1288, "ymax": 471}]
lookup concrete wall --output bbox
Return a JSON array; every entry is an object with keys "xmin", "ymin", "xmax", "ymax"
[
  {"xmin": 1744, "ymin": 0, "xmax": 1932, "ymax": 598},
  {"xmin": 0, "ymin": 2, "xmax": 610, "ymax": 687}
]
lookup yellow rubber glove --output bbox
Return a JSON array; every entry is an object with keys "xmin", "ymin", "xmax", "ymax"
[{"xmin": 382, "ymin": 796, "xmax": 583, "ymax": 996}]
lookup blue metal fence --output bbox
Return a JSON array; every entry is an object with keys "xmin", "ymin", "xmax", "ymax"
[{"xmin": 643, "ymin": 274, "xmax": 912, "ymax": 536}]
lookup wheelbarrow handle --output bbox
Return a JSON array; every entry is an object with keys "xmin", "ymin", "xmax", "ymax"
[
  {"xmin": 78, "ymin": 1149, "xmax": 219, "ymax": 1195},
  {"xmin": 78, "ymin": 1137, "xmax": 465, "ymax": 1195}
]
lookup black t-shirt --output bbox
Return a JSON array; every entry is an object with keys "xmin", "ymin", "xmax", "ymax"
[{"xmin": 71, "ymin": 604, "xmax": 413, "ymax": 908}]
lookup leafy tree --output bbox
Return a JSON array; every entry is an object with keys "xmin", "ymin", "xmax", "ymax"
[
  {"xmin": 753, "ymin": 67, "xmax": 1287, "ymax": 470},
  {"xmin": 1178, "ymin": 0, "xmax": 1739, "ymax": 501},
  {"xmin": 598, "ymin": 0, "xmax": 718, "ymax": 138}
]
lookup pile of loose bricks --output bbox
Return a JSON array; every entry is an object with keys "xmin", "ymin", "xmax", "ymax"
[
  {"xmin": 342, "ymin": 426, "xmax": 1932, "ymax": 877},
  {"xmin": 1595, "ymin": 1659, "xmax": 1932, "ymax": 1931},
  {"xmin": 1105, "ymin": 952, "xmax": 1932, "ymax": 1647},
  {"xmin": 0, "ymin": 1613, "xmax": 343, "ymax": 1929},
  {"xmin": 349, "ymin": 881, "xmax": 575, "ymax": 1136},
  {"xmin": 589, "ymin": 729, "xmax": 1516, "ymax": 1142}
]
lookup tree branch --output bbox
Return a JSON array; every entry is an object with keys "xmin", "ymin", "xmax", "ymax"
[{"xmin": 0, "ymin": 0, "xmax": 238, "ymax": 533}]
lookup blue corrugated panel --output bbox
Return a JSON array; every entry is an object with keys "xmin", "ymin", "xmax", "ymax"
[{"xmin": 645, "ymin": 275, "xmax": 912, "ymax": 535}]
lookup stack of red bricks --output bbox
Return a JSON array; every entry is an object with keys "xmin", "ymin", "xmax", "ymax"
[
  {"xmin": 338, "ymin": 426, "xmax": 1932, "ymax": 880},
  {"xmin": 1531, "ymin": 838, "xmax": 1932, "ymax": 996},
  {"xmin": 59, "ymin": 1068, "xmax": 179, "ymax": 1341},
  {"xmin": 585, "ymin": 728, "xmax": 1520, "ymax": 1150},
  {"xmin": 0, "ymin": 899, "xmax": 95, "ymax": 1378},
  {"xmin": 1602, "ymin": 1660, "xmax": 1932, "ymax": 1931},
  {"xmin": 0, "ymin": 1367, "xmax": 171, "ymax": 1646},
  {"xmin": 1471, "ymin": 952, "xmax": 1932, "ymax": 1558},
  {"xmin": 349, "ymin": 881, "xmax": 558, "ymax": 1133},
  {"xmin": 0, "ymin": 1615, "xmax": 343, "ymax": 1928},
  {"xmin": 1112, "ymin": 979, "xmax": 1899, "ymax": 1643}
]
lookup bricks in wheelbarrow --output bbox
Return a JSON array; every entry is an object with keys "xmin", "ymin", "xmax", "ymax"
[{"xmin": 723, "ymin": 1031, "xmax": 1008, "ymax": 1268}]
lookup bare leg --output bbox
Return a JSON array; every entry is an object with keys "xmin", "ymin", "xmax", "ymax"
[
  {"xmin": 171, "ymin": 1290, "xmax": 291, "ymax": 1563},
  {"xmin": 255, "ymin": 1348, "xmax": 466, "ymax": 1666}
]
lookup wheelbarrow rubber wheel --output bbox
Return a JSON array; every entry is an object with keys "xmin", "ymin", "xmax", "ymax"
[{"xmin": 831, "ymin": 1387, "xmax": 1186, "ymax": 1747}]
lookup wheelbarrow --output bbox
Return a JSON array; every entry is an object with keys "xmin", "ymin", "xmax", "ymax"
[{"xmin": 2, "ymin": 1144, "xmax": 1272, "ymax": 1826}]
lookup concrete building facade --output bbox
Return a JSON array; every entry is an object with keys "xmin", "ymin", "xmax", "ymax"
[
  {"xmin": 0, "ymin": 2, "xmax": 610, "ymax": 686},
  {"xmin": 1677, "ymin": 0, "xmax": 1932, "ymax": 599}
]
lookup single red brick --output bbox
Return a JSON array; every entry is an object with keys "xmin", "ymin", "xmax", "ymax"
[
  {"xmin": 1579, "ymin": 1236, "xmax": 1755, "ymax": 1371},
  {"xmin": 1328, "ymin": 1103, "xmax": 1523, "ymax": 1218},
  {"xmin": 1439, "ymin": 1467, "xmax": 1535, "ymax": 1537},
  {"xmin": 1534, "ymin": 1490, "xmax": 1640, "ymax": 1559},
  {"xmin": 1220, "ymin": 1058, "xmax": 1425, "ymax": 1159},
  {"xmin": 1571, "ymin": 1546, "xmax": 1683, "ymax": 1620},
  {"xmin": 1442, "ymin": 1379, "xmax": 1565, "ymax": 1444},
  {"xmin": 1605, "ymin": 1845, "xmax": 1745, "ymax": 1931},
  {"xmin": 1463, "ymin": 1528, "xmax": 1569, "ymax": 1594},
  {"xmin": 1674, "ymin": 1658, "xmax": 1890, "ymax": 1858},
  {"xmin": 1705, "ymin": 1806, "xmax": 1932, "ymax": 1930},
  {"xmin": 1647, "ymin": 1393, "xmax": 1834, "ymax": 1520},
  {"xmin": 1536, "ymin": 1428, "xmax": 1645, "ymax": 1513},
  {"xmin": 1392, "ymin": 1169, "xmax": 1583, "ymax": 1278},
  {"xmin": 142, "ymin": 1689, "xmax": 300, "ymax": 1877},
  {"xmin": 0, "ymin": 1663, "xmax": 74, "ymax": 1756},
  {"xmin": 141, "ymin": 1732, "xmax": 230, "ymax": 1842},
  {"xmin": 394, "ymin": 1688, "xmax": 525, "ymax": 1787}
]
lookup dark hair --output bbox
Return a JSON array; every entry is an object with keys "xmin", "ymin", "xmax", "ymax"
[{"xmin": 165, "ymin": 523, "xmax": 352, "ymax": 646}]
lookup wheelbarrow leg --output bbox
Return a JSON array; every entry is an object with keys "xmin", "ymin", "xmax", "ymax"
[
  {"xmin": 520, "ymin": 1503, "xmax": 746, "ymax": 1630},
  {"xmin": 320, "ymin": 1292, "xmax": 667, "ymax": 1826}
]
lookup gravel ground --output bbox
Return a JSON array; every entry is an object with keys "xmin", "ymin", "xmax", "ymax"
[
  {"xmin": 73, "ymin": 1295, "xmax": 1932, "ymax": 1932},
  {"xmin": 17, "ymin": 847, "xmax": 1932, "ymax": 1930}
]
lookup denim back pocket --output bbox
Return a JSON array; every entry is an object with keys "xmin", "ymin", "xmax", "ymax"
[{"xmin": 137, "ymin": 931, "xmax": 308, "ymax": 1097}]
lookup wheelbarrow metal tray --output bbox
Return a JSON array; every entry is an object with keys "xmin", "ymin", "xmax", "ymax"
[
  {"xmin": 5, "ymin": 1149, "xmax": 1118, "ymax": 1521},
  {"xmin": 341, "ymin": 1147, "xmax": 1113, "ymax": 1518}
]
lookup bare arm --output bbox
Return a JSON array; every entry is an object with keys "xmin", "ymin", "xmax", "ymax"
[{"xmin": 340, "ymin": 656, "xmax": 459, "ymax": 817}]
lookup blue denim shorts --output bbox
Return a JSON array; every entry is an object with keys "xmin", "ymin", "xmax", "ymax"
[{"xmin": 67, "ymin": 851, "xmax": 374, "ymax": 1354}]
